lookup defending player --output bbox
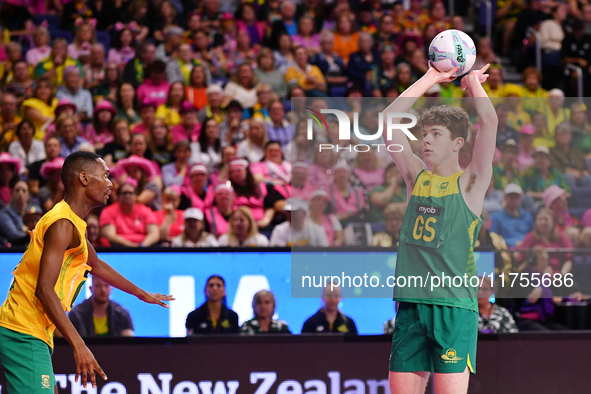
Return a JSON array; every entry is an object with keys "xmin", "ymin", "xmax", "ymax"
[
  {"xmin": 384, "ymin": 63, "xmax": 497, "ymax": 394},
  {"xmin": 0, "ymin": 151, "xmax": 174, "ymax": 393}
]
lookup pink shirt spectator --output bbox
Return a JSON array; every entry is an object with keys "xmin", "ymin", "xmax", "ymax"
[
  {"xmin": 131, "ymin": 123, "xmax": 149, "ymax": 135},
  {"xmin": 83, "ymin": 125, "xmax": 114, "ymax": 146},
  {"xmin": 0, "ymin": 47, "xmax": 6, "ymax": 62},
  {"xmin": 353, "ymin": 167, "xmax": 385, "ymax": 192},
  {"xmin": 308, "ymin": 164, "xmax": 334, "ymax": 190},
  {"xmin": 292, "ymin": 34, "xmax": 320, "ymax": 49},
  {"xmin": 0, "ymin": 185, "xmax": 11, "ymax": 205},
  {"xmin": 519, "ymin": 231, "xmax": 573, "ymax": 273},
  {"xmin": 107, "ymin": 47, "xmax": 136, "ymax": 66},
  {"xmin": 582, "ymin": 208, "xmax": 591, "ymax": 228},
  {"xmin": 153, "ymin": 209, "xmax": 185, "ymax": 238},
  {"xmin": 234, "ymin": 182, "xmax": 268, "ymax": 221},
  {"xmin": 291, "ymin": 182, "xmax": 316, "ymax": 201},
  {"xmin": 99, "ymin": 202, "xmax": 158, "ymax": 244},
  {"xmin": 26, "ymin": 45, "xmax": 51, "ymax": 66},
  {"xmin": 329, "ymin": 184, "xmax": 365, "ymax": 216},
  {"xmin": 181, "ymin": 186, "xmax": 215, "ymax": 211},
  {"xmin": 517, "ymin": 146, "xmax": 534, "ymax": 170},
  {"xmin": 137, "ymin": 79, "xmax": 170, "ymax": 108},
  {"xmin": 44, "ymin": 121, "xmax": 85, "ymax": 142},
  {"xmin": 170, "ymin": 124, "xmax": 201, "ymax": 144},
  {"xmin": 67, "ymin": 42, "xmax": 92, "ymax": 59},
  {"xmin": 250, "ymin": 160, "xmax": 291, "ymax": 184}
]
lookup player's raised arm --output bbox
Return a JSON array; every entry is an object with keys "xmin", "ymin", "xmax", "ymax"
[
  {"xmin": 36, "ymin": 220, "xmax": 107, "ymax": 389},
  {"xmin": 383, "ymin": 64, "xmax": 460, "ymax": 190},
  {"xmin": 460, "ymin": 64, "xmax": 498, "ymax": 209},
  {"xmin": 86, "ymin": 242, "xmax": 175, "ymax": 308}
]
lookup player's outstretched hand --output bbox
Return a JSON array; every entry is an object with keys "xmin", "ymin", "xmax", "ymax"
[
  {"xmin": 426, "ymin": 62, "xmax": 460, "ymax": 83},
  {"xmin": 461, "ymin": 64, "xmax": 490, "ymax": 91},
  {"xmin": 74, "ymin": 345, "xmax": 107, "ymax": 389},
  {"xmin": 139, "ymin": 290, "xmax": 175, "ymax": 308}
]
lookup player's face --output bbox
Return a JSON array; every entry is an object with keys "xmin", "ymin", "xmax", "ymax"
[
  {"xmin": 421, "ymin": 125, "xmax": 460, "ymax": 166},
  {"xmin": 88, "ymin": 159, "xmax": 113, "ymax": 207}
]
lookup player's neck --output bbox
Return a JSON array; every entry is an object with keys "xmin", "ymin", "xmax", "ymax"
[
  {"xmin": 431, "ymin": 158, "xmax": 462, "ymax": 177},
  {"xmin": 64, "ymin": 193, "xmax": 94, "ymax": 220}
]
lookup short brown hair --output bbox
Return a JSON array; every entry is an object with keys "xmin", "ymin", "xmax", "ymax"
[{"xmin": 417, "ymin": 105, "xmax": 470, "ymax": 141}]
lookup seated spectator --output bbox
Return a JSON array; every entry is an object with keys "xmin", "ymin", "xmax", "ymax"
[
  {"xmin": 285, "ymin": 46, "xmax": 326, "ymax": 96},
  {"xmin": 273, "ymin": 33, "xmax": 295, "ymax": 74},
  {"xmin": 332, "ymin": 14, "xmax": 359, "ymax": 65},
  {"xmin": 34, "ymin": 38, "xmax": 83, "ymax": 90},
  {"xmin": 184, "ymin": 63, "xmax": 209, "ymax": 111},
  {"xmin": 347, "ymin": 32, "xmax": 379, "ymax": 86},
  {"xmin": 367, "ymin": 162, "xmax": 406, "ymax": 222},
  {"xmin": 99, "ymin": 180, "xmax": 160, "ymax": 247},
  {"xmin": 265, "ymin": 100, "xmax": 291, "ymax": 148},
  {"xmin": 270, "ymin": 198, "xmax": 328, "ymax": 247},
  {"xmin": 38, "ymin": 158, "xmax": 65, "ymax": 211},
  {"xmin": 483, "ymin": 64, "xmax": 506, "ymax": 100},
  {"xmin": 191, "ymin": 118, "xmax": 223, "ymax": 172},
  {"xmin": 521, "ymin": 145, "xmax": 570, "ymax": 203},
  {"xmin": 218, "ymin": 206, "xmax": 270, "ymax": 247},
  {"xmin": 493, "ymin": 139, "xmax": 521, "ymax": 190},
  {"xmin": 310, "ymin": 30, "xmax": 347, "ymax": 90},
  {"xmin": 132, "ymin": 100, "xmax": 157, "ymax": 136},
  {"xmin": 179, "ymin": 163, "xmax": 214, "ymax": 211},
  {"xmin": 372, "ymin": 202, "xmax": 405, "ymax": 247},
  {"xmin": 219, "ymin": 100, "xmax": 247, "ymax": 149},
  {"xmin": 26, "ymin": 27, "xmax": 52, "ymax": 66},
  {"xmin": 520, "ymin": 208, "xmax": 573, "ymax": 274},
  {"xmin": 5, "ymin": 61, "xmax": 34, "ymax": 107},
  {"xmin": 504, "ymin": 86, "xmax": 532, "ymax": 131},
  {"xmin": 155, "ymin": 26, "xmax": 183, "ymax": 62},
  {"xmin": 473, "ymin": 37, "xmax": 501, "ymax": 71},
  {"xmin": 255, "ymin": 49, "xmax": 289, "ymax": 100},
  {"xmin": 92, "ymin": 61, "xmax": 120, "ymax": 102},
  {"xmin": 291, "ymin": 161, "xmax": 316, "ymax": 201},
  {"xmin": 162, "ymin": 141, "xmax": 191, "ymax": 188},
  {"xmin": 308, "ymin": 148, "xmax": 336, "ymax": 189},
  {"xmin": 86, "ymin": 214, "xmax": 109, "ymax": 247},
  {"xmin": 27, "ymin": 137, "xmax": 61, "ymax": 197},
  {"xmin": 147, "ymin": 118, "xmax": 174, "ymax": 168},
  {"xmin": 197, "ymin": 84, "xmax": 225, "ymax": 124},
  {"xmin": 210, "ymin": 146, "xmax": 237, "ymax": 188},
  {"xmin": 0, "ymin": 181, "xmax": 31, "ymax": 246},
  {"xmin": 550, "ymin": 123, "xmax": 591, "ymax": 190},
  {"xmin": 224, "ymin": 64, "xmax": 258, "ymax": 110},
  {"xmin": 329, "ymin": 161, "xmax": 366, "ymax": 222},
  {"xmin": 155, "ymin": 82, "xmax": 185, "ymax": 127},
  {"xmin": 117, "ymin": 155, "xmax": 162, "ymax": 211},
  {"xmin": 101, "ymin": 119, "xmax": 131, "ymax": 166},
  {"xmin": 56, "ymin": 114, "xmax": 89, "ymax": 158},
  {"xmin": 308, "ymin": 189, "xmax": 344, "ymax": 247},
  {"xmin": 241, "ymin": 290, "xmax": 291, "ymax": 334},
  {"xmin": 137, "ymin": 60, "xmax": 170, "ymax": 108},
  {"xmin": 205, "ymin": 184, "xmax": 236, "ymax": 239},
  {"xmin": 114, "ymin": 83, "xmax": 141, "ymax": 126},
  {"xmin": 490, "ymin": 184, "xmax": 534, "ymax": 248},
  {"xmin": 55, "ymin": 67, "xmax": 93, "ymax": 123},
  {"xmin": 292, "ymin": 14, "xmax": 320, "ymax": 54},
  {"xmin": 542, "ymin": 89, "xmax": 570, "ymax": 147},
  {"xmin": 186, "ymin": 275, "xmax": 240, "ymax": 335},
  {"xmin": 301, "ymin": 283, "xmax": 358, "ymax": 334},
  {"xmin": 521, "ymin": 67, "xmax": 548, "ymax": 114},
  {"xmin": 251, "ymin": 141, "xmax": 291, "ymax": 188},
  {"xmin": 171, "ymin": 207, "xmax": 219, "ymax": 247},
  {"xmin": 127, "ymin": 133, "xmax": 162, "ymax": 183},
  {"xmin": 477, "ymin": 276, "xmax": 518, "ymax": 333},
  {"xmin": 495, "ymin": 103, "xmax": 520, "ymax": 148},
  {"xmin": 108, "ymin": 27, "xmax": 136, "ymax": 67},
  {"xmin": 167, "ymin": 44, "xmax": 211, "ymax": 88},
  {"xmin": 83, "ymin": 100, "xmax": 116, "ymax": 151},
  {"xmin": 569, "ymin": 102, "xmax": 591, "ymax": 154},
  {"xmin": 517, "ymin": 124, "xmax": 536, "ymax": 170},
  {"xmin": 122, "ymin": 41, "xmax": 156, "ymax": 88},
  {"xmin": 171, "ymin": 103, "xmax": 201, "ymax": 144},
  {"xmin": 352, "ymin": 149, "xmax": 385, "ymax": 196},
  {"xmin": 248, "ymin": 84, "xmax": 273, "ymax": 122},
  {"xmin": 582, "ymin": 205, "xmax": 591, "ymax": 228},
  {"xmin": 0, "ymin": 92, "xmax": 22, "ymax": 151},
  {"xmin": 543, "ymin": 185, "xmax": 579, "ymax": 242},
  {"xmin": 483, "ymin": 176, "xmax": 505, "ymax": 215},
  {"xmin": 8, "ymin": 120, "xmax": 45, "ymax": 170},
  {"xmin": 69, "ymin": 276, "xmax": 134, "ymax": 337},
  {"xmin": 373, "ymin": 14, "xmax": 397, "ymax": 50},
  {"xmin": 284, "ymin": 119, "xmax": 314, "ymax": 163},
  {"xmin": 539, "ymin": 4, "xmax": 567, "ymax": 90},
  {"xmin": 155, "ymin": 186, "xmax": 185, "ymax": 243},
  {"xmin": 237, "ymin": 117, "xmax": 268, "ymax": 164},
  {"xmin": 212, "ymin": 28, "xmax": 260, "ymax": 79},
  {"xmin": 21, "ymin": 78, "xmax": 58, "ymax": 140},
  {"xmin": 370, "ymin": 45, "xmax": 396, "ymax": 97}
]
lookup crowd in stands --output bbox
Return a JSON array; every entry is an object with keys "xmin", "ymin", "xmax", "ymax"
[{"xmin": 1, "ymin": 0, "xmax": 591, "ymax": 331}]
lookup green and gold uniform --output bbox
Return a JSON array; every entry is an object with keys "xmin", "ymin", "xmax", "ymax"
[{"xmin": 390, "ymin": 170, "xmax": 482, "ymax": 374}]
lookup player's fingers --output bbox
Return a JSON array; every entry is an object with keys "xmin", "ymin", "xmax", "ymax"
[
  {"xmin": 90, "ymin": 368, "xmax": 97, "ymax": 388},
  {"xmin": 95, "ymin": 362, "xmax": 108, "ymax": 380},
  {"xmin": 160, "ymin": 294, "xmax": 175, "ymax": 301},
  {"xmin": 480, "ymin": 63, "xmax": 491, "ymax": 73},
  {"xmin": 81, "ymin": 367, "xmax": 88, "ymax": 388}
]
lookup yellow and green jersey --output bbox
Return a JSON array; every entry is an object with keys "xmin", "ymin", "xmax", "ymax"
[
  {"xmin": 0, "ymin": 201, "xmax": 90, "ymax": 347},
  {"xmin": 394, "ymin": 170, "xmax": 482, "ymax": 313}
]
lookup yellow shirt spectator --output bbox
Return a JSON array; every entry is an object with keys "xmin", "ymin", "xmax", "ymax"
[
  {"xmin": 0, "ymin": 114, "xmax": 22, "ymax": 152},
  {"xmin": 285, "ymin": 64, "xmax": 326, "ymax": 92},
  {"xmin": 155, "ymin": 104, "xmax": 181, "ymax": 126}
]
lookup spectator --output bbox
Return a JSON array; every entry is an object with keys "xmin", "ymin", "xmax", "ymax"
[
  {"xmin": 493, "ymin": 139, "xmax": 521, "ymax": 190},
  {"xmin": 473, "ymin": 37, "xmax": 501, "ymax": 71},
  {"xmin": 265, "ymin": 100, "xmax": 291, "ymax": 148},
  {"xmin": 137, "ymin": 60, "xmax": 170, "ymax": 108},
  {"xmin": 329, "ymin": 161, "xmax": 365, "ymax": 222},
  {"xmin": 285, "ymin": 46, "xmax": 326, "ymax": 96},
  {"xmin": 543, "ymin": 89, "xmax": 570, "ymax": 146},
  {"xmin": 393, "ymin": 62, "xmax": 415, "ymax": 94},
  {"xmin": 224, "ymin": 64, "xmax": 258, "ymax": 111},
  {"xmin": 179, "ymin": 163, "xmax": 214, "ymax": 211},
  {"xmin": 197, "ymin": 84, "xmax": 225, "ymax": 124},
  {"xmin": 236, "ymin": 117, "xmax": 267, "ymax": 163},
  {"xmin": 86, "ymin": 214, "xmax": 109, "ymax": 247},
  {"xmin": 582, "ymin": 209, "xmax": 591, "ymax": 232},
  {"xmin": 249, "ymin": 84, "xmax": 273, "ymax": 122},
  {"xmin": 271, "ymin": 198, "xmax": 328, "ymax": 247},
  {"xmin": 210, "ymin": 146, "xmax": 237, "ymax": 188},
  {"xmin": 213, "ymin": 29, "xmax": 259, "ymax": 79},
  {"xmin": 301, "ymin": 283, "xmax": 358, "ymax": 334},
  {"xmin": 352, "ymin": 149, "xmax": 385, "ymax": 194},
  {"xmin": 0, "ymin": 152, "xmax": 20, "ymax": 210},
  {"xmin": 293, "ymin": 15, "xmax": 320, "ymax": 54},
  {"xmin": 561, "ymin": 19, "xmax": 591, "ymax": 96},
  {"xmin": 483, "ymin": 174, "xmax": 505, "ymax": 214},
  {"xmin": 255, "ymin": 49, "xmax": 289, "ymax": 100},
  {"xmin": 123, "ymin": 41, "xmax": 156, "ymax": 88},
  {"xmin": 521, "ymin": 145, "xmax": 570, "ymax": 202},
  {"xmin": 101, "ymin": 119, "xmax": 131, "ymax": 166},
  {"xmin": 205, "ymin": 183, "xmax": 236, "ymax": 239},
  {"xmin": 284, "ymin": 119, "xmax": 314, "ymax": 162},
  {"xmin": 34, "ymin": 38, "xmax": 84, "ymax": 90},
  {"xmin": 84, "ymin": 45, "xmax": 106, "ymax": 92},
  {"xmin": 477, "ymin": 276, "xmax": 518, "ymax": 333},
  {"xmin": 309, "ymin": 30, "xmax": 347, "ymax": 91},
  {"xmin": 482, "ymin": 64, "xmax": 505, "ymax": 99},
  {"xmin": 132, "ymin": 100, "xmax": 157, "ymax": 136},
  {"xmin": 83, "ymin": 100, "xmax": 116, "ymax": 151},
  {"xmin": 162, "ymin": 141, "xmax": 191, "ymax": 188},
  {"xmin": 171, "ymin": 103, "xmax": 201, "ymax": 144},
  {"xmin": 251, "ymin": 141, "xmax": 291, "ymax": 188},
  {"xmin": 108, "ymin": 27, "xmax": 136, "ymax": 67},
  {"xmin": 520, "ymin": 208, "xmax": 573, "ymax": 274},
  {"xmin": 147, "ymin": 118, "xmax": 173, "ymax": 167},
  {"xmin": 218, "ymin": 206, "xmax": 270, "ymax": 246},
  {"xmin": 155, "ymin": 26, "xmax": 183, "ymax": 62},
  {"xmin": 490, "ymin": 184, "xmax": 535, "ymax": 248},
  {"xmin": 27, "ymin": 137, "xmax": 61, "ymax": 197},
  {"xmin": 241, "ymin": 290, "xmax": 291, "ymax": 334},
  {"xmin": 495, "ymin": 103, "xmax": 520, "ymax": 148},
  {"xmin": 517, "ymin": 124, "xmax": 536, "ymax": 170},
  {"xmin": 117, "ymin": 155, "xmax": 162, "ymax": 211},
  {"xmin": 333, "ymin": 14, "xmax": 359, "ymax": 66},
  {"xmin": 268, "ymin": 1, "xmax": 297, "ymax": 49},
  {"xmin": 543, "ymin": 185, "xmax": 579, "ymax": 238},
  {"xmin": 550, "ymin": 123, "xmax": 591, "ymax": 190},
  {"xmin": 0, "ymin": 92, "xmax": 21, "ymax": 151},
  {"xmin": 8, "ymin": 120, "xmax": 45, "ymax": 170},
  {"xmin": 569, "ymin": 102, "xmax": 591, "ymax": 154},
  {"xmin": 308, "ymin": 189, "xmax": 344, "ymax": 247},
  {"xmin": 115, "ymin": 83, "xmax": 141, "ymax": 126},
  {"xmin": 69, "ymin": 276, "xmax": 134, "ymax": 337},
  {"xmin": 186, "ymin": 275, "xmax": 240, "ymax": 335},
  {"xmin": 367, "ymin": 162, "xmax": 406, "ymax": 222},
  {"xmin": 44, "ymin": 99, "xmax": 80, "ymax": 142},
  {"xmin": 5, "ymin": 60, "xmax": 34, "ymax": 107},
  {"xmin": 290, "ymin": 161, "xmax": 316, "ymax": 202},
  {"xmin": 171, "ymin": 207, "xmax": 219, "ymax": 247},
  {"xmin": 56, "ymin": 114, "xmax": 89, "ymax": 158},
  {"xmin": 374, "ymin": 14, "xmax": 397, "ymax": 50},
  {"xmin": 218, "ymin": 100, "xmax": 246, "ymax": 149},
  {"xmin": 155, "ymin": 81, "xmax": 185, "ymax": 127},
  {"xmin": 370, "ymin": 45, "xmax": 397, "ymax": 97},
  {"xmin": 155, "ymin": 186, "xmax": 185, "ymax": 243},
  {"xmin": 347, "ymin": 32, "xmax": 379, "ymax": 87},
  {"xmin": 55, "ymin": 67, "xmax": 93, "ymax": 123},
  {"xmin": 184, "ymin": 64, "xmax": 209, "ymax": 112},
  {"xmin": 38, "ymin": 157, "xmax": 65, "ymax": 212},
  {"xmin": 521, "ymin": 67, "xmax": 548, "ymax": 114},
  {"xmin": 67, "ymin": 21, "xmax": 96, "ymax": 61},
  {"xmin": 127, "ymin": 133, "xmax": 162, "ymax": 184},
  {"xmin": 21, "ymin": 78, "xmax": 58, "ymax": 140},
  {"xmin": 539, "ymin": 4, "xmax": 567, "ymax": 89},
  {"xmin": 237, "ymin": 3, "xmax": 265, "ymax": 46},
  {"xmin": 0, "ymin": 181, "xmax": 31, "ymax": 246},
  {"xmin": 308, "ymin": 148, "xmax": 336, "ymax": 189},
  {"xmin": 99, "ymin": 180, "xmax": 160, "ymax": 247},
  {"xmin": 26, "ymin": 27, "xmax": 52, "ymax": 67},
  {"xmin": 191, "ymin": 118, "xmax": 222, "ymax": 172},
  {"xmin": 372, "ymin": 202, "xmax": 405, "ymax": 247}
]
